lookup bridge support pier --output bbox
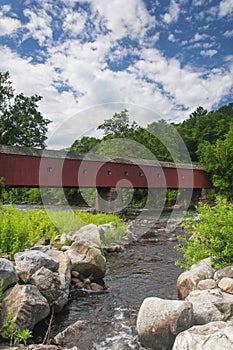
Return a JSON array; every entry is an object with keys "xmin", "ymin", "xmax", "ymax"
[{"xmin": 95, "ymin": 187, "xmax": 123, "ymax": 213}]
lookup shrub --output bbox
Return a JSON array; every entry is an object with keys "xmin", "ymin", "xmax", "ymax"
[{"xmin": 176, "ymin": 196, "xmax": 233, "ymax": 269}]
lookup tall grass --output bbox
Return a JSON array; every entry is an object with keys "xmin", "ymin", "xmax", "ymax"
[{"xmin": 0, "ymin": 205, "xmax": 125, "ymax": 259}]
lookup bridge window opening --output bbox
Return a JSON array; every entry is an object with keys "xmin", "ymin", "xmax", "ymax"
[
  {"xmin": 82, "ymin": 169, "xmax": 88, "ymax": 175},
  {"xmin": 124, "ymin": 171, "xmax": 129, "ymax": 176},
  {"xmin": 157, "ymin": 173, "xmax": 161, "ymax": 178},
  {"xmin": 181, "ymin": 175, "xmax": 185, "ymax": 180},
  {"xmin": 107, "ymin": 170, "xmax": 112, "ymax": 175},
  {"xmin": 139, "ymin": 171, "xmax": 144, "ymax": 177},
  {"xmin": 47, "ymin": 166, "xmax": 53, "ymax": 173}
]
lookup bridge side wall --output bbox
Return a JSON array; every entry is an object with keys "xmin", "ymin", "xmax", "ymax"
[{"xmin": 0, "ymin": 153, "xmax": 211, "ymax": 189}]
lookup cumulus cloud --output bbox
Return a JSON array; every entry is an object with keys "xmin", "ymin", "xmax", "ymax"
[
  {"xmin": 23, "ymin": 8, "xmax": 53, "ymax": 46},
  {"xmin": 168, "ymin": 33, "xmax": 176, "ymax": 42},
  {"xmin": 0, "ymin": 15, "xmax": 21, "ymax": 36},
  {"xmin": 200, "ymin": 49, "xmax": 218, "ymax": 57},
  {"xmin": 0, "ymin": 0, "xmax": 232, "ymax": 148},
  {"xmin": 224, "ymin": 29, "xmax": 233, "ymax": 37},
  {"xmin": 163, "ymin": 0, "xmax": 180, "ymax": 24},
  {"xmin": 219, "ymin": 0, "xmax": 233, "ymax": 17}
]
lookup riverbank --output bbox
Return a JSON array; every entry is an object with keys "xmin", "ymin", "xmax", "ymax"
[{"xmin": 0, "ymin": 215, "xmax": 183, "ymax": 349}]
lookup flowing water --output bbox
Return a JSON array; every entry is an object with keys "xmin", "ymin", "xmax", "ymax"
[{"xmin": 43, "ymin": 215, "xmax": 184, "ymax": 350}]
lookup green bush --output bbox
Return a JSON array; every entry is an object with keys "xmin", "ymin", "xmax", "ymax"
[{"xmin": 176, "ymin": 196, "xmax": 233, "ymax": 269}]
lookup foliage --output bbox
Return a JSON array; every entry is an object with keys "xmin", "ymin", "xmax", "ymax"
[
  {"xmin": 176, "ymin": 197, "xmax": 233, "ymax": 269},
  {"xmin": 76, "ymin": 211, "xmax": 125, "ymax": 228},
  {"xmin": 69, "ymin": 136, "xmax": 101, "ymax": 153},
  {"xmin": 176, "ymin": 103, "xmax": 233, "ymax": 162},
  {"xmin": 0, "ymin": 71, "xmax": 51, "ymax": 148},
  {"xmin": 97, "ymin": 109, "xmax": 138, "ymax": 137},
  {"xmin": 0, "ymin": 313, "xmax": 32, "ymax": 346},
  {"xmin": 0, "ymin": 205, "xmax": 125, "ymax": 258},
  {"xmin": 197, "ymin": 126, "xmax": 233, "ymax": 199}
]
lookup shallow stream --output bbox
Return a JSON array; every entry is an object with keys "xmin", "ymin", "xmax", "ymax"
[{"xmin": 40, "ymin": 215, "xmax": 184, "ymax": 350}]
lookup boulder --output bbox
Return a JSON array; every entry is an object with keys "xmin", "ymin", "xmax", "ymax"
[
  {"xmin": 31, "ymin": 267, "xmax": 69, "ymax": 313},
  {"xmin": 214, "ymin": 265, "xmax": 233, "ymax": 282},
  {"xmin": 137, "ymin": 297, "xmax": 193, "ymax": 350},
  {"xmin": 46, "ymin": 249, "xmax": 72, "ymax": 285},
  {"xmin": 65, "ymin": 241, "xmax": 106, "ymax": 280},
  {"xmin": 98, "ymin": 222, "xmax": 116, "ymax": 233},
  {"xmin": 197, "ymin": 279, "xmax": 217, "ymax": 290},
  {"xmin": 218, "ymin": 277, "xmax": 233, "ymax": 294},
  {"xmin": 60, "ymin": 233, "xmax": 72, "ymax": 244},
  {"xmin": 53, "ymin": 320, "xmax": 99, "ymax": 349},
  {"xmin": 71, "ymin": 224, "xmax": 105, "ymax": 246},
  {"xmin": 173, "ymin": 321, "xmax": 233, "ymax": 350},
  {"xmin": 0, "ymin": 284, "xmax": 50, "ymax": 330},
  {"xmin": 15, "ymin": 266, "xmax": 31, "ymax": 284},
  {"xmin": 14, "ymin": 250, "xmax": 59, "ymax": 275},
  {"xmin": 186, "ymin": 289, "xmax": 233, "ymax": 324},
  {"xmin": 177, "ymin": 258, "xmax": 215, "ymax": 299},
  {"xmin": 0, "ymin": 258, "xmax": 18, "ymax": 291}
]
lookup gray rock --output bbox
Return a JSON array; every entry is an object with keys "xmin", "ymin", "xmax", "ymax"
[
  {"xmin": 186, "ymin": 289, "xmax": 233, "ymax": 324},
  {"xmin": 46, "ymin": 249, "xmax": 71, "ymax": 285},
  {"xmin": 65, "ymin": 241, "xmax": 106, "ymax": 280},
  {"xmin": 214, "ymin": 265, "xmax": 233, "ymax": 282},
  {"xmin": 177, "ymin": 257, "xmax": 215, "ymax": 299},
  {"xmin": 60, "ymin": 233, "xmax": 72, "ymax": 244},
  {"xmin": 137, "ymin": 297, "xmax": 193, "ymax": 350},
  {"xmin": 173, "ymin": 321, "xmax": 233, "ymax": 350},
  {"xmin": 218, "ymin": 277, "xmax": 233, "ymax": 294},
  {"xmin": 15, "ymin": 266, "xmax": 31, "ymax": 284},
  {"xmin": 0, "ymin": 258, "xmax": 18, "ymax": 291},
  {"xmin": 71, "ymin": 224, "xmax": 105, "ymax": 246},
  {"xmin": 0, "ymin": 284, "xmax": 50, "ymax": 330},
  {"xmin": 31, "ymin": 267, "xmax": 69, "ymax": 313},
  {"xmin": 197, "ymin": 279, "xmax": 217, "ymax": 290},
  {"xmin": 14, "ymin": 250, "xmax": 59, "ymax": 275},
  {"xmin": 53, "ymin": 320, "xmax": 99, "ymax": 349}
]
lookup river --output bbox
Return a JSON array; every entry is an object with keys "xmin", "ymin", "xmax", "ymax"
[{"xmin": 34, "ymin": 214, "xmax": 184, "ymax": 350}]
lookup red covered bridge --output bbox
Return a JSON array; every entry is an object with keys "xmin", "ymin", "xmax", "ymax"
[{"xmin": 0, "ymin": 144, "xmax": 211, "ymax": 211}]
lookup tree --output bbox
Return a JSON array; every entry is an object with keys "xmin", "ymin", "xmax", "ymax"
[
  {"xmin": 0, "ymin": 71, "xmax": 51, "ymax": 148},
  {"xmin": 197, "ymin": 126, "xmax": 233, "ymax": 199},
  {"xmin": 97, "ymin": 109, "xmax": 138, "ymax": 137},
  {"xmin": 69, "ymin": 136, "xmax": 101, "ymax": 153}
]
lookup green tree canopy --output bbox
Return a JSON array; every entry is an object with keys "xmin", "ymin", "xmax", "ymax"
[
  {"xmin": 97, "ymin": 109, "xmax": 138, "ymax": 137},
  {"xmin": 69, "ymin": 136, "xmax": 101, "ymax": 153},
  {"xmin": 0, "ymin": 71, "xmax": 51, "ymax": 148},
  {"xmin": 197, "ymin": 126, "xmax": 233, "ymax": 199},
  {"xmin": 176, "ymin": 103, "xmax": 233, "ymax": 162}
]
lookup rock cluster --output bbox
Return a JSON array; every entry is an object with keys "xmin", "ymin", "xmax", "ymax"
[
  {"xmin": 137, "ymin": 257, "xmax": 233, "ymax": 350},
  {"xmin": 0, "ymin": 223, "xmax": 114, "ymax": 348}
]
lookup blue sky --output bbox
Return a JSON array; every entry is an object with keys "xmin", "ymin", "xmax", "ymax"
[{"xmin": 0, "ymin": 0, "xmax": 233, "ymax": 148}]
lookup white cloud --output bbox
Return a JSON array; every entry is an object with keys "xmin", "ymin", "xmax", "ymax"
[
  {"xmin": 163, "ymin": 0, "xmax": 180, "ymax": 24},
  {"xmin": 192, "ymin": 0, "xmax": 204, "ymax": 6},
  {"xmin": 62, "ymin": 9, "xmax": 87, "ymax": 37},
  {"xmin": 219, "ymin": 0, "xmax": 233, "ymax": 17},
  {"xmin": 168, "ymin": 33, "xmax": 176, "ymax": 42},
  {"xmin": 191, "ymin": 33, "xmax": 209, "ymax": 42},
  {"xmin": 0, "ymin": 0, "xmax": 232, "ymax": 148},
  {"xmin": 90, "ymin": 0, "xmax": 156, "ymax": 41},
  {"xmin": 0, "ymin": 15, "xmax": 21, "ymax": 36},
  {"xmin": 23, "ymin": 8, "xmax": 53, "ymax": 46},
  {"xmin": 224, "ymin": 29, "xmax": 233, "ymax": 37},
  {"xmin": 200, "ymin": 49, "xmax": 218, "ymax": 57}
]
